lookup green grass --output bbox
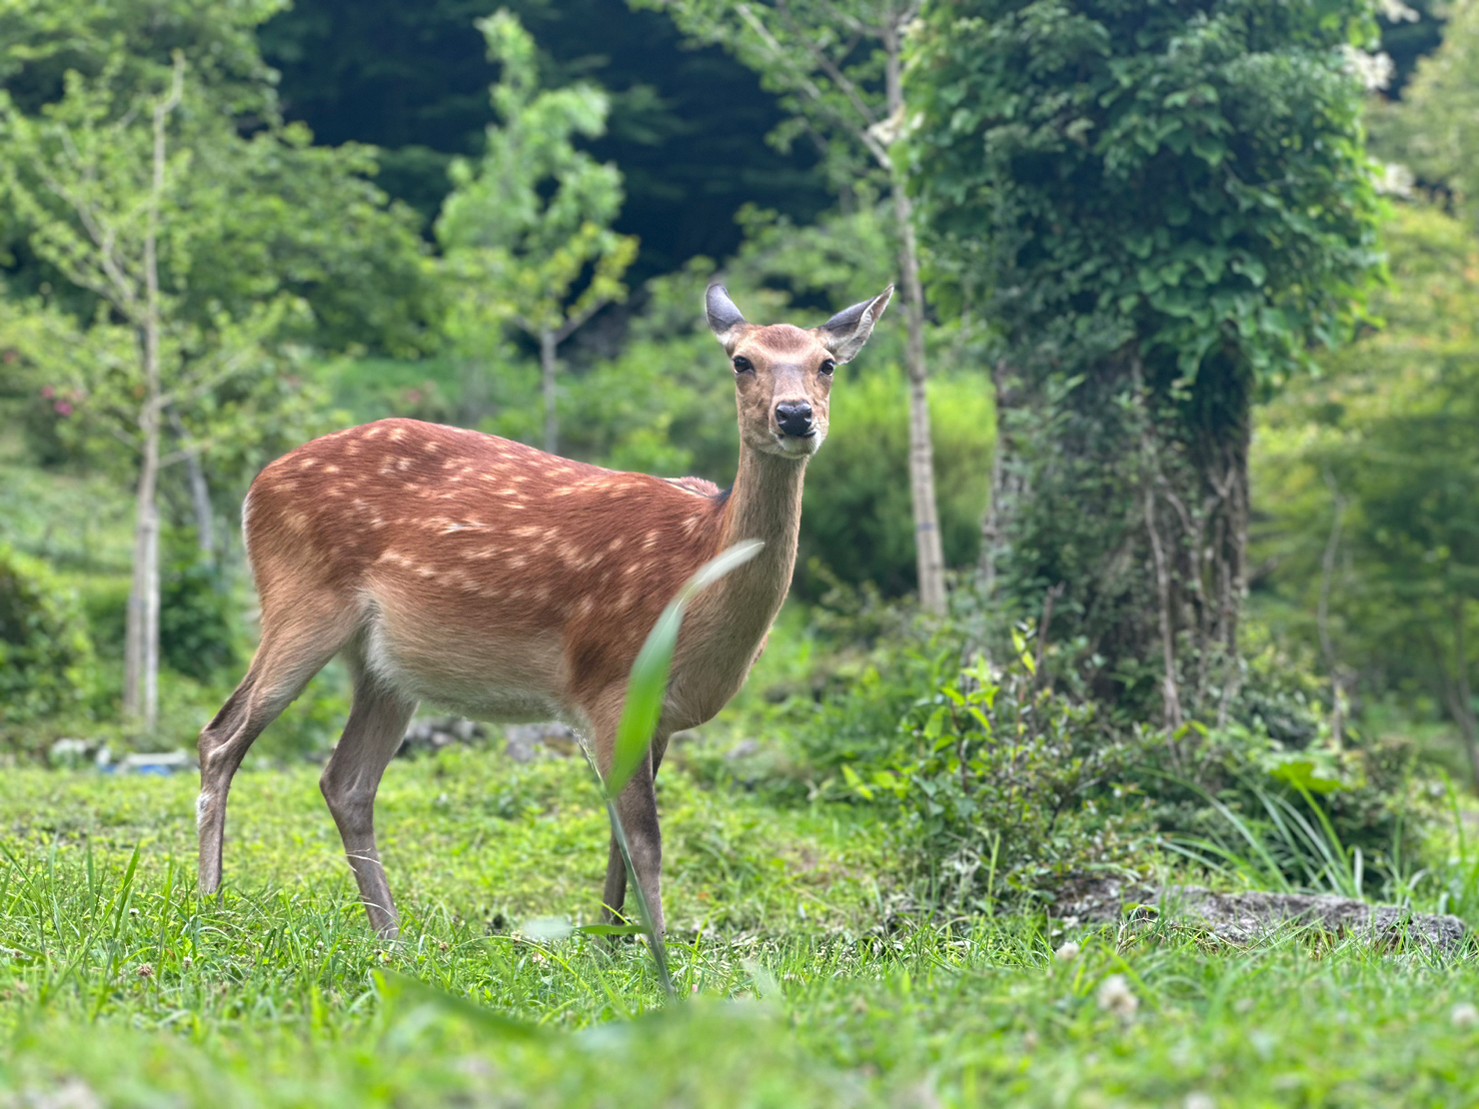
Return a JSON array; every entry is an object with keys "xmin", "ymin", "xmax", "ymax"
[{"xmin": 1, "ymin": 752, "xmax": 1477, "ymax": 1106}]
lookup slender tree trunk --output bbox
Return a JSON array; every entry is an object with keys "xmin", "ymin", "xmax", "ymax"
[
  {"xmin": 122, "ymin": 65, "xmax": 179, "ymax": 733},
  {"xmin": 892, "ymin": 181, "xmax": 946, "ymax": 615},
  {"xmin": 883, "ymin": 28, "xmax": 946, "ymax": 616},
  {"xmin": 541, "ymin": 328, "xmax": 558, "ymax": 455},
  {"xmin": 170, "ymin": 406, "xmax": 215, "ymax": 557},
  {"xmin": 1317, "ymin": 469, "xmax": 1347, "ymax": 747},
  {"xmin": 123, "ymin": 401, "xmax": 162, "ymax": 730}
]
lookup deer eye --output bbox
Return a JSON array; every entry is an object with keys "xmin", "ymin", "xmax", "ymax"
[
  {"xmin": 819, "ymin": 359, "xmax": 837, "ymax": 377},
  {"xmin": 732, "ymin": 355, "xmax": 754, "ymax": 374}
]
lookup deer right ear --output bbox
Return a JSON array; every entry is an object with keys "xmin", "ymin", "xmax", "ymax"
[
  {"xmin": 820, "ymin": 285, "xmax": 894, "ymax": 364},
  {"xmin": 706, "ymin": 284, "xmax": 748, "ymax": 354}
]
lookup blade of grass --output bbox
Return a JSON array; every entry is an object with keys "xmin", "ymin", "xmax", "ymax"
[
  {"xmin": 598, "ymin": 539, "xmax": 764, "ymax": 1004},
  {"xmin": 606, "ymin": 539, "xmax": 764, "ymax": 797}
]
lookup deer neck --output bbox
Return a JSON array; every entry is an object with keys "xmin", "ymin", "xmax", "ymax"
[
  {"xmin": 667, "ymin": 443, "xmax": 808, "ymax": 725},
  {"xmin": 714, "ymin": 441, "xmax": 808, "ymax": 603}
]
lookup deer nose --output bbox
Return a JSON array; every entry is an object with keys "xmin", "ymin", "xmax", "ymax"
[{"xmin": 775, "ymin": 402, "xmax": 815, "ymax": 437}]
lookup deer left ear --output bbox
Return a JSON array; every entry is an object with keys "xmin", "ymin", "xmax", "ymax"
[
  {"xmin": 706, "ymin": 283, "xmax": 749, "ymax": 354},
  {"xmin": 820, "ymin": 285, "xmax": 894, "ymax": 363}
]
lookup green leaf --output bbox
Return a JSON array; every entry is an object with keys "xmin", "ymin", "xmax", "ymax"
[
  {"xmin": 605, "ymin": 540, "xmax": 764, "ymax": 798},
  {"xmin": 1268, "ymin": 758, "xmax": 1344, "ymax": 796}
]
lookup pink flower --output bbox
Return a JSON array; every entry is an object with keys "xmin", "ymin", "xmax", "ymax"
[
  {"xmin": 55, "ymin": 401, "xmax": 73, "ymax": 417},
  {"xmin": 41, "ymin": 385, "xmax": 55, "ymax": 399}
]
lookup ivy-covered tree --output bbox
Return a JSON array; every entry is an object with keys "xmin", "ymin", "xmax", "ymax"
[
  {"xmin": 907, "ymin": 0, "xmax": 1383, "ymax": 725},
  {"xmin": 434, "ymin": 9, "xmax": 637, "ymax": 454}
]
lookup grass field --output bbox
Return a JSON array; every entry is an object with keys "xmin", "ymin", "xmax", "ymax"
[{"xmin": 1, "ymin": 749, "xmax": 1476, "ymax": 1107}]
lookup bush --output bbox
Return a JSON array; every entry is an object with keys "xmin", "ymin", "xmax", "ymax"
[
  {"xmin": 797, "ymin": 366, "xmax": 993, "ymax": 599},
  {"xmin": 159, "ymin": 529, "xmax": 242, "ymax": 682},
  {"xmin": 850, "ymin": 633, "xmax": 1158, "ymax": 912},
  {"xmin": 772, "ymin": 587, "xmax": 1431, "ymax": 913},
  {"xmin": 0, "ymin": 545, "xmax": 99, "ymax": 744}
]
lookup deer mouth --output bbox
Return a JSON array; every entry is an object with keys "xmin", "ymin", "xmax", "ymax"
[{"xmin": 772, "ymin": 429, "xmax": 821, "ymax": 456}]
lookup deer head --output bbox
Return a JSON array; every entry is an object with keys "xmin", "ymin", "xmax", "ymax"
[{"xmin": 706, "ymin": 283, "xmax": 893, "ymax": 460}]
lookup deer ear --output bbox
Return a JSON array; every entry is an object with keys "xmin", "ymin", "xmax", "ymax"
[
  {"xmin": 820, "ymin": 285, "xmax": 894, "ymax": 363},
  {"xmin": 706, "ymin": 284, "xmax": 748, "ymax": 354}
]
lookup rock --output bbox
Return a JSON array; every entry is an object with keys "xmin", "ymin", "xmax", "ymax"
[
  {"xmin": 47, "ymin": 738, "xmax": 96, "ymax": 768},
  {"xmin": 1054, "ymin": 875, "xmax": 1469, "ymax": 955},
  {"xmin": 503, "ymin": 722, "xmax": 582, "ymax": 763},
  {"xmin": 397, "ymin": 716, "xmax": 489, "ymax": 757}
]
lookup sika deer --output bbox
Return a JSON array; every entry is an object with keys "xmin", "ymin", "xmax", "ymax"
[{"xmin": 196, "ymin": 283, "xmax": 892, "ymax": 937}]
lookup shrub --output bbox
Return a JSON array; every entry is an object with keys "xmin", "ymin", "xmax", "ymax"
[
  {"xmin": 849, "ymin": 633, "xmax": 1158, "ymax": 912},
  {"xmin": 0, "ymin": 545, "xmax": 98, "ymax": 744},
  {"xmin": 159, "ymin": 529, "xmax": 242, "ymax": 682},
  {"xmin": 797, "ymin": 366, "xmax": 992, "ymax": 600},
  {"xmin": 781, "ymin": 587, "xmax": 1430, "ymax": 913}
]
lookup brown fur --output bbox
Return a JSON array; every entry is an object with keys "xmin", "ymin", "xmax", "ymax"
[{"xmin": 196, "ymin": 284, "xmax": 892, "ymax": 938}]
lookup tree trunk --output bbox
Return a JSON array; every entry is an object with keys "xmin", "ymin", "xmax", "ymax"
[
  {"xmin": 541, "ymin": 328, "xmax": 558, "ymax": 455},
  {"xmin": 123, "ymin": 403, "xmax": 162, "ymax": 731},
  {"xmin": 170, "ymin": 406, "xmax": 215, "ymax": 557},
  {"xmin": 883, "ymin": 29, "xmax": 946, "ymax": 616},
  {"xmin": 979, "ymin": 360, "xmax": 1024, "ymax": 598},
  {"xmin": 989, "ymin": 345, "xmax": 1252, "ymax": 723},
  {"xmin": 122, "ymin": 69, "xmax": 178, "ymax": 734}
]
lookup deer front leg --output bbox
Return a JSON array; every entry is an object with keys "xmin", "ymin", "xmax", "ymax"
[{"xmin": 600, "ymin": 741, "xmax": 666, "ymax": 936}]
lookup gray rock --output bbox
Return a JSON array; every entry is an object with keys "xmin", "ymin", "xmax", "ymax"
[
  {"xmin": 503, "ymin": 722, "xmax": 582, "ymax": 763},
  {"xmin": 397, "ymin": 716, "xmax": 489, "ymax": 757},
  {"xmin": 1055, "ymin": 875, "xmax": 1470, "ymax": 955}
]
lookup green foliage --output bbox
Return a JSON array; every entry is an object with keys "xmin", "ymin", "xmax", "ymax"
[
  {"xmin": 803, "ymin": 364, "xmax": 991, "ymax": 597},
  {"xmin": 1253, "ymin": 202, "xmax": 1479, "ymax": 770},
  {"xmin": 1377, "ymin": 0, "xmax": 1479, "ymax": 218},
  {"xmin": 640, "ymin": 0, "xmax": 901, "ymax": 188},
  {"xmin": 0, "ymin": 0, "xmax": 434, "ymax": 356},
  {"xmin": 845, "ymin": 636, "xmax": 1155, "ymax": 910},
  {"xmin": 0, "ymin": 0, "xmax": 283, "ymax": 120},
  {"xmin": 256, "ymin": 0, "xmax": 832, "ymax": 276},
  {"xmin": 0, "ymin": 544, "xmax": 97, "ymax": 739},
  {"xmin": 434, "ymin": 9, "xmax": 637, "ymax": 435},
  {"xmin": 907, "ymin": 0, "xmax": 1382, "ymax": 387},
  {"xmin": 157, "ymin": 529, "xmax": 241, "ymax": 683}
]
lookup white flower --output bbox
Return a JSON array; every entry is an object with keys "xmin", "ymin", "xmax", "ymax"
[
  {"xmin": 1054, "ymin": 941, "xmax": 1081, "ymax": 962},
  {"xmin": 1340, "ymin": 45, "xmax": 1395, "ymax": 92},
  {"xmin": 1377, "ymin": 0, "xmax": 1420, "ymax": 23},
  {"xmin": 1451, "ymin": 1002, "xmax": 1479, "ymax": 1029},
  {"xmin": 1097, "ymin": 973, "xmax": 1139, "ymax": 1018},
  {"xmin": 1374, "ymin": 162, "xmax": 1415, "ymax": 198}
]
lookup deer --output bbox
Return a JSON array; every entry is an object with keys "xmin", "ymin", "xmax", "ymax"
[{"xmin": 195, "ymin": 283, "xmax": 893, "ymax": 939}]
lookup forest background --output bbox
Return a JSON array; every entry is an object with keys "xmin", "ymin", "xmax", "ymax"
[{"xmin": 1, "ymin": 0, "xmax": 1479, "ymax": 1102}]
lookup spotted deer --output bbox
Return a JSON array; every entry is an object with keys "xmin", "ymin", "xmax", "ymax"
[{"xmin": 196, "ymin": 283, "xmax": 893, "ymax": 938}]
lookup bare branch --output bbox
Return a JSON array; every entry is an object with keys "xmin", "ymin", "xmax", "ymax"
[{"xmin": 734, "ymin": 3, "xmax": 892, "ymax": 169}]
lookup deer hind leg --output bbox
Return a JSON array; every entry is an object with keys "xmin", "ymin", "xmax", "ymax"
[
  {"xmin": 319, "ymin": 664, "xmax": 417, "ymax": 940},
  {"xmin": 600, "ymin": 729, "xmax": 669, "ymax": 936},
  {"xmin": 197, "ymin": 596, "xmax": 357, "ymax": 896}
]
